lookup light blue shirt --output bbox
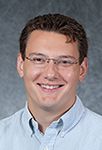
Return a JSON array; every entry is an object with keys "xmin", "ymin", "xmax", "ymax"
[{"xmin": 0, "ymin": 96, "xmax": 102, "ymax": 150}]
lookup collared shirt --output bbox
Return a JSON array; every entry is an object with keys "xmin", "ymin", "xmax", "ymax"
[{"xmin": 0, "ymin": 96, "xmax": 102, "ymax": 150}]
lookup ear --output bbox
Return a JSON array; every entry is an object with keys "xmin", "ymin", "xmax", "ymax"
[
  {"xmin": 79, "ymin": 57, "xmax": 88, "ymax": 82},
  {"xmin": 17, "ymin": 53, "xmax": 24, "ymax": 78}
]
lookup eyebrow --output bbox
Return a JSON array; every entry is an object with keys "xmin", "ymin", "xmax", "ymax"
[
  {"xmin": 28, "ymin": 52, "xmax": 76, "ymax": 59},
  {"xmin": 28, "ymin": 52, "xmax": 46, "ymax": 57},
  {"xmin": 58, "ymin": 55, "xmax": 75, "ymax": 59}
]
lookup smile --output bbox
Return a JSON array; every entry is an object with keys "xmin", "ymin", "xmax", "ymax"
[
  {"xmin": 41, "ymin": 85, "xmax": 60, "ymax": 89},
  {"xmin": 38, "ymin": 84, "xmax": 63, "ymax": 90}
]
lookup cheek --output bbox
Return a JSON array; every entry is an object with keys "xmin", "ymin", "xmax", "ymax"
[
  {"xmin": 62, "ymin": 68, "xmax": 73, "ymax": 78},
  {"xmin": 61, "ymin": 68, "xmax": 80, "ymax": 83},
  {"xmin": 24, "ymin": 66, "xmax": 41, "ymax": 81}
]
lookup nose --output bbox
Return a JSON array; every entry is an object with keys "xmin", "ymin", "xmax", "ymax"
[{"xmin": 43, "ymin": 60, "xmax": 59, "ymax": 80}]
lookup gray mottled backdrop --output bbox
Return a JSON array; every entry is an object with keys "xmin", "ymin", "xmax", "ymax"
[{"xmin": 0, "ymin": 0, "xmax": 102, "ymax": 120}]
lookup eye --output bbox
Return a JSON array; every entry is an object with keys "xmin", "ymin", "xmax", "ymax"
[
  {"xmin": 61, "ymin": 60, "xmax": 70, "ymax": 64},
  {"xmin": 32, "ymin": 57, "xmax": 45, "ymax": 64},
  {"xmin": 60, "ymin": 59, "xmax": 73, "ymax": 64},
  {"xmin": 34, "ymin": 58, "xmax": 42, "ymax": 61},
  {"xmin": 57, "ymin": 58, "xmax": 75, "ymax": 66}
]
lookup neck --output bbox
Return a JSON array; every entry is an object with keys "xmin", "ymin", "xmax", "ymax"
[
  {"xmin": 28, "ymin": 105, "xmax": 63, "ymax": 134},
  {"xmin": 27, "ymin": 96, "xmax": 76, "ymax": 134},
  {"xmin": 28, "ymin": 102, "xmax": 74, "ymax": 134}
]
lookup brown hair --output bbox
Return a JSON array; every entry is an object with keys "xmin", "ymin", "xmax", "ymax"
[{"xmin": 19, "ymin": 13, "xmax": 88, "ymax": 64}]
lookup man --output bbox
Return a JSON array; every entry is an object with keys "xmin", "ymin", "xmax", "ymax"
[{"xmin": 0, "ymin": 13, "xmax": 102, "ymax": 150}]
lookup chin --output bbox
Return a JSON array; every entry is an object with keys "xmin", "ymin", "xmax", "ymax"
[{"xmin": 40, "ymin": 96, "xmax": 59, "ymax": 110}]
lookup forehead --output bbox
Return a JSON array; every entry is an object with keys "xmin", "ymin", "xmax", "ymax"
[{"xmin": 26, "ymin": 30, "xmax": 79, "ymax": 57}]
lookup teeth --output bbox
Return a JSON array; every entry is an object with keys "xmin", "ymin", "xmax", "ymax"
[{"xmin": 41, "ymin": 85, "xmax": 59, "ymax": 89}]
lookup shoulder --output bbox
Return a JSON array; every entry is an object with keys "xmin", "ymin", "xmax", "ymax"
[
  {"xmin": 0, "ymin": 107, "xmax": 33, "ymax": 148},
  {"xmin": 0, "ymin": 108, "xmax": 25, "ymax": 135},
  {"xmin": 76, "ymin": 96, "xmax": 102, "ymax": 126},
  {"xmin": 84, "ymin": 108, "xmax": 102, "ymax": 123},
  {"xmin": 81, "ymin": 108, "xmax": 102, "ymax": 135}
]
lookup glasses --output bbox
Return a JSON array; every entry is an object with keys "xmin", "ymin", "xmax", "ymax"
[{"xmin": 25, "ymin": 53, "xmax": 79, "ymax": 69}]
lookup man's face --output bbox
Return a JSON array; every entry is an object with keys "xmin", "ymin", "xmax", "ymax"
[{"xmin": 17, "ymin": 30, "xmax": 87, "ymax": 114}]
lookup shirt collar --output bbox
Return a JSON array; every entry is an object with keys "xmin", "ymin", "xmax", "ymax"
[
  {"xmin": 23, "ymin": 95, "xmax": 85, "ymax": 135},
  {"xmin": 60, "ymin": 95, "xmax": 85, "ymax": 134}
]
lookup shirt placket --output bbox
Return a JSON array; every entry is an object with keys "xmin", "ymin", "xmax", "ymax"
[{"xmin": 39, "ymin": 127, "xmax": 58, "ymax": 150}]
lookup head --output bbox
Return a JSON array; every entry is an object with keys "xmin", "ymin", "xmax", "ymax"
[
  {"xmin": 17, "ymin": 13, "xmax": 88, "ymax": 118},
  {"xmin": 19, "ymin": 13, "xmax": 88, "ymax": 65}
]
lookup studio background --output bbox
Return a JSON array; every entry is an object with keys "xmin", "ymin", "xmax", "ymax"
[{"xmin": 0, "ymin": 0, "xmax": 102, "ymax": 120}]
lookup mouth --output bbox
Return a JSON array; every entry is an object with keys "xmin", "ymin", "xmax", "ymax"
[{"xmin": 37, "ymin": 83, "xmax": 64, "ymax": 91}]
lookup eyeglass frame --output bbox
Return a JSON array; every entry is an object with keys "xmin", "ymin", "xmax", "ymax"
[{"xmin": 24, "ymin": 53, "xmax": 80, "ymax": 69}]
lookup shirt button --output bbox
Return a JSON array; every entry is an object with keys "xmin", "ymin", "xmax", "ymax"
[
  {"xmin": 32, "ymin": 121, "xmax": 35, "ymax": 126},
  {"xmin": 61, "ymin": 131, "xmax": 65, "ymax": 135},
  {"xmin": 44, "ymin": 146, "xmax": 48, "ymax": 150},
  {"xmin": 30, "ymin": 130, "xmax": 32, "ymax": 135}
]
